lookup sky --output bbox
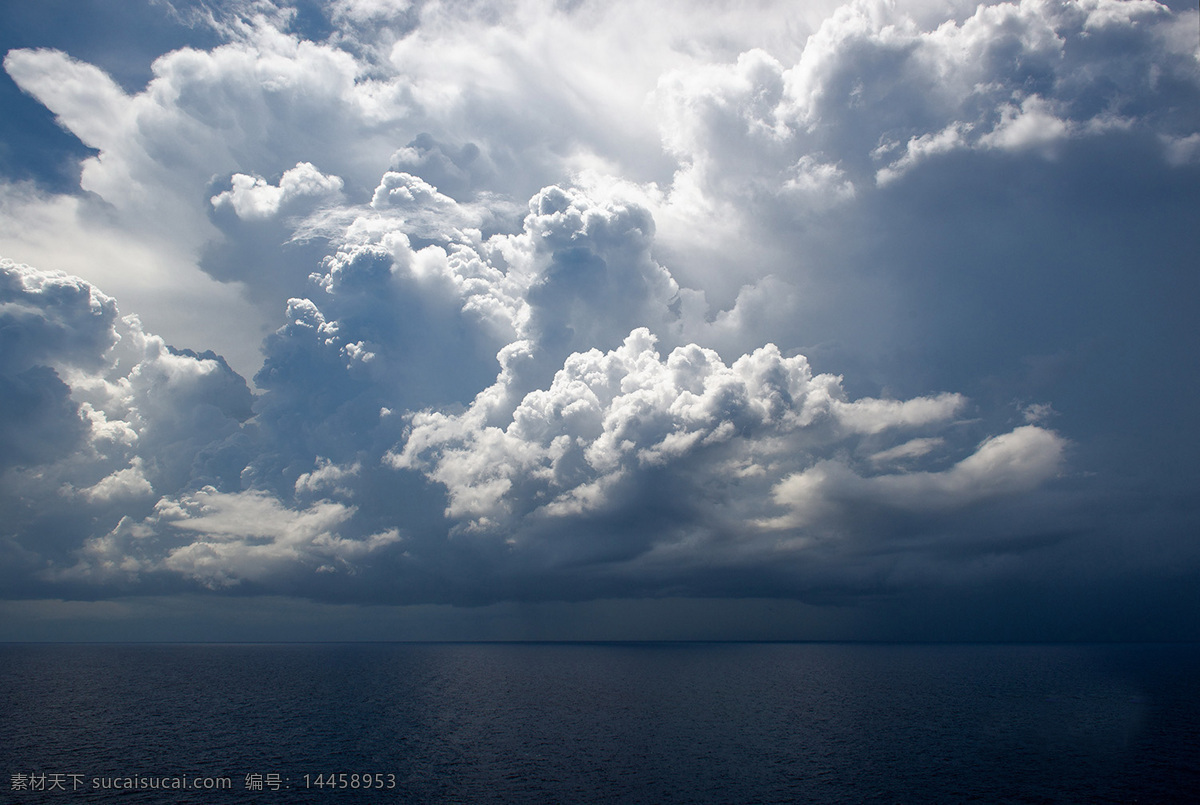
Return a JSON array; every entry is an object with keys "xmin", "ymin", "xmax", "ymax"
[{"xmin": 0, "ymin": 0, "xmax": 1197, "ymax": 642}]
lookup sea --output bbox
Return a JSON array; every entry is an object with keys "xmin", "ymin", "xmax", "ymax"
[{"xmin": 2, "ymin": 642, "xmax": 1197, "ymax": 803}]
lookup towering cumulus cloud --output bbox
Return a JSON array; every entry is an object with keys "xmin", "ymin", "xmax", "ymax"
[{"xmin": 0, "ymin": 0, "xmax": 1196, "ymax": 637}]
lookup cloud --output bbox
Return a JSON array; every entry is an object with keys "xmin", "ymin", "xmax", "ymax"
[
  {"xmin": 389, "ymin": 324, "xmax": 1033, "ymax": 569},
  {"xmin": 0, "ymin": 258, "xmax": 117, "ymax": 469},
  {"xmin": 0, "ymin": 257, "xmax": 119, "ymax": 373},
  {"xmin": 762, "ymin": 425, "xmax": 1066, "ymax": 530},
  {"xmin": 211, "ymin": 161, "xmax": 344, "ymax": 220},
  {"xmin": 1162, "ymin": 132, "xmax": 1200, "ymax": 165},
  {"xmin": 3, "ymin": 24, "xmax": 389, "ymax": 371},
  {"xmin": 370, "ymin": 170, "xmax": 454, "ymax": 211},
  {"xmin": 0, "ymin": 259, "xmax": 396, "ymax": 590},
  {"xmin": 0, "ymin": 363, "xmax": 89, "ymax": 470},
  {"xmin": 59, "ymin": 487, "xmax": 401, "ymax": 588},
  {"xmin": 0, "ymin": 180, "xmax": 268, "ymax": 381},
  {"xmin": 157, "ymin": 487, "xmax": 401, "ymax": 588},
  {"xmin": 7, "ymin": 0, "xmax": 1193, "ymax": 370},
  {"xmin": 978, "ymin": 95, "xmax": 1072, "ymax": 154},
  {"xmin": 1, "ymin": 0, "xmax": 1197, "ymax": 634},
  {"xmin": 294, "ymin": 457, "xmax": 361, "ymax": 498},
  {"xmin": 0, "ymin": 259, "xmax": 254, "ymax": 572},
  {"xmin": 869, "ymin": 437, "xmax": 945, "ymax": 466},
  {"xmin": 330, "ymin": 0, "xmax": 412, "ymax": 26},
  {"xmin": 874, "ymin": 123, "xmax": 972, "ymax": 186},
  {"xmin": 80, "ymin": 459, "xmax": 155, "ymax": 503},
  {"xmin": 651, "ymin": 0, "xmax": 1196, "ymax": 211}
]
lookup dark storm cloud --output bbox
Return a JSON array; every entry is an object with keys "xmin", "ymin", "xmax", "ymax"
[{"xmin": 0, "ymin": 0, "xmax": 1197, "ymax": 638}]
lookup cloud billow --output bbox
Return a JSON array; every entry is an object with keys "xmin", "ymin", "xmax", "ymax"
[
  {"xmin": 0, "ymin": 0, "xmax": 1196, "ymax": 628},
  {"xmin": 0, "ymin": 165, "xmax": 1070, "ymax": 601}
]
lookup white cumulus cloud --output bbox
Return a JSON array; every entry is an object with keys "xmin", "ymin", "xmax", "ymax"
[{"xmin": 211, "ymin": 161, "xmax": 344, "ymax": 220}]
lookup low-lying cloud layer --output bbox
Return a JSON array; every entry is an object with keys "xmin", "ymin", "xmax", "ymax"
[{"xmin": 1, "ymin": 0, "xmax": 1197, "ymax": 635}]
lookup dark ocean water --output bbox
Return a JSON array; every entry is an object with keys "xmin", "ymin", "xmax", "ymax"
[{"xmin": 1, "ymin": 642, "xmax": 1198, "ymax": 804}]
